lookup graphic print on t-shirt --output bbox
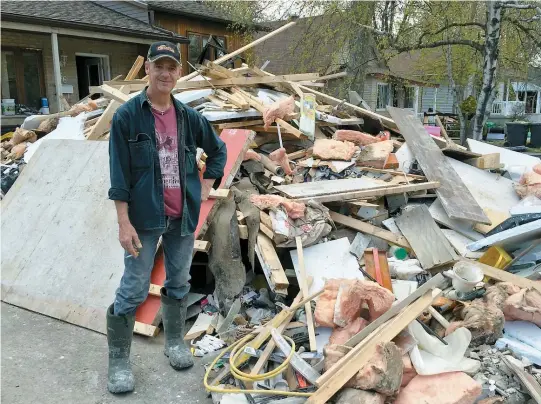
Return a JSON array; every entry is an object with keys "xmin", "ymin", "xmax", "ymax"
[{"xmin": 156, "ymin": 129, "xmax": 179, "ymax": 189}]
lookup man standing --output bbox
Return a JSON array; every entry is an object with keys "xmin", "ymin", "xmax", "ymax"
[{"xmin": 107, "ymin": 41, "xmax": 226, "ymax": 394}]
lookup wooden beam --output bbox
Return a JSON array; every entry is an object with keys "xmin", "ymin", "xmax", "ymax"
[
  {"xmin": 295, "ymin": 181, "xmax": 440, "ymax": 203},
  {"xmin": 217, "ymin": 120, "xmax": 264, "ymax": 129},
  {"xmin": 464, "ymin": 153, "xmax": 501, "ymax": 170},
  {"xmin": 308, "ymin": 289, "xmax": 442, "ymax": 404},
  {"xmin": 133, "ymin": 321, "xmax": 159, "ymax": 337},
  {"xmin": 87, "ymin": 56, "xmax": 144, "ymax": 140},
  {"xmin": 356, "ymin": 166, "xmax": 426, "ymax": 180},
  {"xmin": 388, "ymin": 107, "xmax": 489, "ymax": 224},
  {"xmin": 208, "ymin": 188, "xmax": 230, "ymax": 199},
  {"xmin": 193, "ymin": 240, "xmax": 210, "ymax": 253},
  {"xmin": 295, "ymin": 237, "xmax": 317, "ymax": 352},
  {"xmin": 468, "ymin": 259, "xmax": 541, "ymax": 293},
  {"xmin": 256, "ymin": 232, "xmax": 289, "ymax": 291},
  {"xmin": 94, "ymin": 84, "xmax": 131, "ymax": 104},
  {"xmin": 330, "ymin": 211, "xmax": 411, "ymax": 249}
]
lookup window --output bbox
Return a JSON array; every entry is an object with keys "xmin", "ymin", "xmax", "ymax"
[
  {"xmin": 187, "ymin": 32, "xmax": 226, "ymax": 72},
  {"xmin": 1, "ymin": 48, "xmax": 45, "ymax": 110},
  {"xmin": 404, "ymin": 86, "xmax": 415, "ymax": 109},
  {"xmin": 376, "ymin": 83, "xmax": 389, "ymax": 110}
]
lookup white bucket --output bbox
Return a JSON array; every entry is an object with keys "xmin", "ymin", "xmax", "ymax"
[
  {"xmin": 450, "ymin": 261, "xmax": 484, "ymax": 293},
  {"xmin": 2, "ymin": 99, "xmax": 15, "ymax": 115}
]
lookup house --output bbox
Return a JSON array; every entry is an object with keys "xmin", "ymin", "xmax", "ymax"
[
  {"xmin": 1, "ymin": 0, "xmax": 244, "ymax": 125},
  {"xmin": 0, "ymin": 0, "xmax": 186, "ymax": 120},
  {"xmin": 252, "ymin": 16, "xmax": 438, "ymax": 119},
  {"xmin": 253, "ymin": 16, "xmax": 541, "ymax": 124},
  {"xmin": 101, "ymin": 1, "xmax": 246, "ymax": 73}
]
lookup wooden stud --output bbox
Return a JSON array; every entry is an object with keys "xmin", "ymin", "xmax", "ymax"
[
  {"xmin": 295, "ymin": 237, "xmax": 317, "ymax": 352},
  {"xmin": 469, "ymin": 259, "xmax": 541, "ymax": 293},
  {"xmin": 208, "ymin": 188, "xmax": 230, "ymax": 199},
  {"xmin": 238, "ymin": 224, "xmax": 248, "ymax": 239},
  {"xmin": 194, "ymin": 240, "xmax": 210, "ymax": 253},
  {"xmin": 256, "ymin": 232, "xmax": 289, "ymax": 290},
  {"xmin": 133, "ymin": 321, "xmax": 159, "ymax": 337}
]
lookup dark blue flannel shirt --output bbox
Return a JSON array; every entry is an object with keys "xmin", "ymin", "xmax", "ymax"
[{"xmin": 108, "ymin": 88, "xmax": 227, "ymax": 234}]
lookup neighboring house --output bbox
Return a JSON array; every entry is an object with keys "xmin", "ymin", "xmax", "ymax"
[
  {"xmin": 253, "ymin": 16, "xmax": 437, "ymax": 118},
  {"xmin": 1, "ymin": 0, "xmax": 244, "ymax": 123},
  {"xmin": 102, "ymin": 1, "xmax": 246, "ymax": 73},
  {"xmin": 1, "ymin": 0, "xmax": 186, "ymax": 118}
]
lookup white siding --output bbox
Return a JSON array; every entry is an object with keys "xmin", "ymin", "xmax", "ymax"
[
  {"xmin": 100, "ymin": 1, "xmax": 149, "ymax": 23},
  {"xmin": 420, "ymin": 85, "xmax": 455, "ymax": 114}
]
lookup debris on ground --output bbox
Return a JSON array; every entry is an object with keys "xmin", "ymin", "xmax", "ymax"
[{"xmin": 3, "ymin": 21, "xmax": 541, "ymax": 404}]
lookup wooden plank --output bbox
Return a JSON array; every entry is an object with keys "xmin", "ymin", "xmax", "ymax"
[
  {"xmin": 395, "ymin": 205, "xmax": 458, "ymax": 269},
  {"xmin": 470, "ymin": 259, "xmax": 541, "ymax": 293},
  {"xmin": 357, "ymin": 166, "xmax": 426, "ymax": 180},
  {"xmin": 256, "ymin": 233, "xmax": 289, "ymax": 290},
  {"xmin": 294, "ymin": 182, "xmax": 439, "ymax": 203},
  {"xmin": 217, "ymin": 120, "xmax": 264, "ymax": 130},
  {"xmin": 464, "ymin": 153, "xmax": 501, "ymax": 170},
  {"xmin": 309, "ymin": 289, "xmax": 442, "ymax": 403},
  {"xmin": 238, "ymin": 224, "xmax": 248, "ymax": 239},
  {"xmin": 208, "ymin": 188, "xmax": 230, "ymax": 199},
  {"xmin": 133, "ymin": 321, "xmax": 159, "ymax": 337},
  {"xmin": 330, "ymin": 211, "xmax": 411, "ymax": 249},
  {"xmin": 388, "ymin": 107, "xmax": 489, "ymax": 224},
  {"xmin": 364, "ymin": 248, "xmax": 393, "ymax": 291},
  {"xmin": 96, "ymin": 84, "xmax": 131, "ymax": 104},
  {"xmin": 295, "ymin": 237, "xmax": 317, "ymax": 352},
  {"xmin": 194, "ymin": 240, "xmax": 210, "ymax": 253}
]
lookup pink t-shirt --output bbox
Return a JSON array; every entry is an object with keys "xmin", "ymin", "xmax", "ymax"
[{"xmin": 152, "ymin": 105, "xmax": 182, "ymax": 218}]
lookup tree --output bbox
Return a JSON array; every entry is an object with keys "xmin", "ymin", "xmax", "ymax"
[{"xmin": 213, "ymin": 1, "xmax": 541, "ymax": 140}]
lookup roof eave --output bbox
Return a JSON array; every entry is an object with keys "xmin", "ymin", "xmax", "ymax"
[
  {"xmin": 148, "ymin": 5, "xmax": 234, "ymax": 25},
  {"xmin": 1, "ymin": 13, "xmax": 189, "ymax": 43}
]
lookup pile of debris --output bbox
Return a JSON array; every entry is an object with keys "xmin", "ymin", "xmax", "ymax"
[{"xmin": 2, "ymin": 21, "xmax": 540, "ymax": 404}]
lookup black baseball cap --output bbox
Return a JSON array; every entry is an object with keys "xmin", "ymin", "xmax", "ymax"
[{"xmin": 147, "ymin": 41, "xmax": 181, "ymax": 64}]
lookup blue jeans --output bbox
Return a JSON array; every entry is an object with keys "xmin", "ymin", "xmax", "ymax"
[{"xmin": 113, "ymin": 217, "xmax": 195, "ymax": 316}]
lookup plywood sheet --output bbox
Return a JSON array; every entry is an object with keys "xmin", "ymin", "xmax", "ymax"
[
  {"xmin": 467, "ymin": 139, "xmax": 541, "ymax": 182},
  {"xmin": 1, "ymin": 140, "xmax": 121, "ymax": 334},
  {"xmin": 290, "ymin": 238, "xmax": 363, "ymax": 297},
  {"xmin": 395, "ymin": 205, "xmax": 459, "ymax": 269},
  {"xmin": 388, "ymin": 107, "xmax": 489, "ymax": 224}
]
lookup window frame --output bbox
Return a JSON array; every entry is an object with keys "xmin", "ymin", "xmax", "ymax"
[
  {"xmin": 404, "ymin": 85, "xmax": 416, "ymax": 110},
  {"xmin": 1, "ymin": 46, "xmax": 46, "ymax": 109},
  {"xmin": 187, "ymin": 31, "xmax": 227, "ymax": 72},
  {"xmin": 376, "ymin": 82, "xmax": 390, "ymax": 111}
]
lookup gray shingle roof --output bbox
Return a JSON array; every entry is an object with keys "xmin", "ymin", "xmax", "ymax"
[
  {"xmin": 1, "ymin": 0, "xmax": 187, "ymax": 42},
  {"xmin": 145, "ymin": 1, "xmax": 233, "ymax": 23}
]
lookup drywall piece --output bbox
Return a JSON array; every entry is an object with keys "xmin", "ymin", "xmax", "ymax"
[
  {"xmin": 388, "ymin": 107, "xmax": 489, "ymax": 224},
  {"xmin": 467, "ymin": 219, "xmax": 541, "ymax": 252},
  {"xmin": 441, "ymin": 229, "xmax": 483, "ymax": 259},
  {"xmin": 496, "ymin": 337, "xmax": 541, "ymax": 366},
  {"xmin": 275, "ymin": 177, "xmax": 391, "ymax": 199},
  {"xmin": 467, "ymin": 138, "xmax": 541, "ymax": 182},
  {"xmin": 392, "ymin": 280, "xmax": 418, "ymax": 301},
  {"xmin": 1, "ymin": 140, "xmax": 121, "ymax": 334},
  {"xmin": 395, "ymin": 205, "xmax": 459, "ymax": 269},
  {"xmin": 184, "ymin": 312, "xmax": 216, "ymax": 341},
  {"xmin": 430, "ymin": 200, "xmax": 484, "ymax": 241},
  {"xmin": 290, "ymin": 238, "xmax": 363, "ymax": 297}
]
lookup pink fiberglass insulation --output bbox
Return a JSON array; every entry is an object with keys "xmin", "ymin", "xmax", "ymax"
[
  {"xmin": 249, "ymin": 194, "xmax": 305, "ymax": 219},
  {"xmin": 313, "ymin": 139, "xmax": 357, "ymax": 161},
  {"xmin": 243, "ymin": 149, "xmax": 262, "ymax": 162},
  {"xmin": 263, "ymin": 96, "xmax": 295, "ymax": 129},
  {"xmin": 503, "ymin": 287, "xmax": 541, "ymax": 327},
  {"xmin": 269, "ymin": 147, "xmax": 293, "ymax": 175},
  {"xmin": 335, "ymin": 129, "xmax": 380, "ymax": 146}
]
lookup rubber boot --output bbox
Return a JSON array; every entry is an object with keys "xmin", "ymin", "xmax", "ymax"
[
  {"xmin": 106, "ymin": 304, "xmax": 135, "ymax": 394},
  {"xmin": 161, "ymin": 288, "xmax": 194, "ymax": 370}
]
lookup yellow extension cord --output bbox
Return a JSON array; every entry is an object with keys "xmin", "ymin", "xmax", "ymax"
[{"xmin": 203, "ymin": 332, "xmax": 314, "ymax": 397}]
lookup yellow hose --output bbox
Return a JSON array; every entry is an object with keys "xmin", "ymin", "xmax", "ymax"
[{"xmin": 203, "ymin": 332, "xmax": 314, "ymax": 397}]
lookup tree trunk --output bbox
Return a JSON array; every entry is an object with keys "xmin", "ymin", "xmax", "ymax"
[{"xmin": 472, "ymin": 1, "xmax": 503, "ymax": 140}]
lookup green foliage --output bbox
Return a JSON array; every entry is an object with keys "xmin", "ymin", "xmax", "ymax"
[{"xmin": 460, "ymin": 96, "xmax": 477, "ymax": 114}]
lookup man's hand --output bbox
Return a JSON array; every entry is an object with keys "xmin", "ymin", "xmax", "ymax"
[
  {"xmin": 119, "ymin": 221, "xmax": 142, "ymax": 257},
  {"xmin": 201, "ymin": 178, "xmax": 215, "ymax": 201}
]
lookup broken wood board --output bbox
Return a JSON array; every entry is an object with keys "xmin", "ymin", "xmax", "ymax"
[
  {"xmin": 290, "ymin": 238, "xmax": 363, "ymax": 297},
  {"xmin": 467, "ymin": 138, "xmax": 541, "ymax": 182},
  {"xmin": 134, "ymin": 129, "xmax": 254, "ymax": 331},
  {"xmin": 310, "ymin": 288, "xmax": 442, "ymax": 403},
  {"xmin": 1, "ymin": 140, "xmax": 123, "ymax": 334},
  {"xmin": 184, "ymin": 312, "xmax": 216, "ymax": 341},
  {"xmin": 388, "ymin": 107, "xmax": 489, "ymax": 224},
  {"xmin": 395, "ymin": 205, "xmax": 459, "ymax": 269},
  {"xmin": 295, "ymin": 237, "xmax": 317, "ymax": 351},
  {"xmin": 364, "ymin": 248, "xmax": 393, "ymax": 291},
  {"xmin": 255, "ymin": 232, "xmax": 289, "ymax": 293},
  {"xmin": 467, "ymin": 259, "xmax": 541, "ymax": 293},
  {"xmin": 278, "ymin": 180, "xmax": 439, "ymax": 204},
  {"xmin": 473, "ymin": 208, "xmax": 511, "ymax": 234},
  {"xmin": 330, "ymin": 211, "xmax": 411, "ymax": 249},
  {"xmin": 441, "ymin": 229, "xmax": 483, "ymax": 259},
  {"xmin": 466, "ymin": 219, "xmax": 541, "ymax": 252}
]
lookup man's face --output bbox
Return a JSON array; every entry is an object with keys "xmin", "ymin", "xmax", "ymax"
[{"xmin": 145, "ymin": 58, "xmax": 182, "ymax": 94}]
